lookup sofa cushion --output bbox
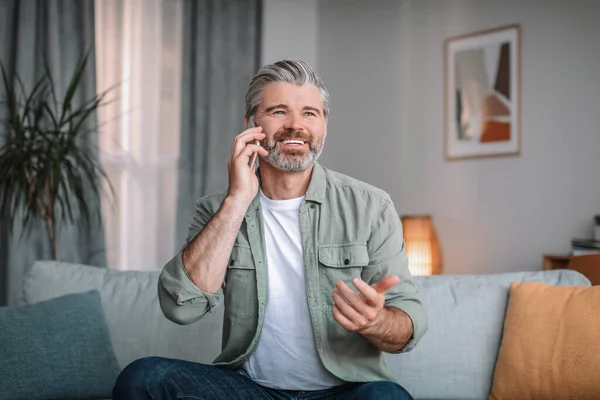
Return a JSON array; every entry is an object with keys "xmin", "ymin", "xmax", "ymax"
[
  {"xmin": 385, "ymin": 270, "xmax": 590, "ymax": 400},
  {"xmin": 490, "ymin": 281, "xmax": 600, "ymax": 400},
  {"xmin": 22, "ymin": 261, "xmax": 224, "ymax": 370},
  {"xmin": 0, "ymin": 291, "xmax": 120, "ymax": 400}
]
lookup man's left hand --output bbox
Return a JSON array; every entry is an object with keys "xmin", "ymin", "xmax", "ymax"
[{"xmin": 331, "ymin": 275, "xmax": 399, "ymax": 333}]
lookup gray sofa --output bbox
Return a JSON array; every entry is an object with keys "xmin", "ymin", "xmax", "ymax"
[{"xmin": 21, "ymin": 261, "xmax": 590, "ymax": 400}]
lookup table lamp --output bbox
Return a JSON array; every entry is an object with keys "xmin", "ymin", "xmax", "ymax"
[{"xmin": 400, "ymin": 214, "xmax": 443, "ymax": 276}]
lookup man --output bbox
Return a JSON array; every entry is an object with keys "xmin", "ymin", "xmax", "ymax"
[{"xmin": 113, "ymin": 60, "xmax": 427, "ymax": 400}]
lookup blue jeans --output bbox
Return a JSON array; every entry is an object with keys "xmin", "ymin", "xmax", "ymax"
[{"xmin": 113, "ymin": 357, "xmax": 413, "ymax": 400}]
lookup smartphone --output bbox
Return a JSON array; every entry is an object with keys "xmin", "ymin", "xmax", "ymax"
[{"xmin": 248, "ymin": 116, "xmax": 260, "ymax": 170}]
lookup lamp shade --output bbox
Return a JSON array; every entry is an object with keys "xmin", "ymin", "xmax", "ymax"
[{"xmin": 400, "ymin": 214, "xmax": 443, "ymax": 276}]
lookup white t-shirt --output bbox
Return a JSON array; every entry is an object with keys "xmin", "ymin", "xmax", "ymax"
[{"xmin": 241, "ymin": 190, "xmax": 345, "ymax": 390}]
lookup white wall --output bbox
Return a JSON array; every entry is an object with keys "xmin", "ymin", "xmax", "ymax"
[
  {"xmin": 317, "ymin": 0, "xmax": 600, "ymax": 274},
  {"xmin": 261, "ymin": 0, "xmax": 318, "ymax": 66},
  {"xmin": 316, "ymin": 0, "xmax": 410, "ymax": 206}
]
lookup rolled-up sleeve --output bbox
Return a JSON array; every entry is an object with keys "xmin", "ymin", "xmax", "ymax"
[
  {"xmin": 158, "ymin": 197, "xmax": 223, "ymax": 325},
  {"xmin": 362, "ymin": 198, "xmax": 428, "ymax": 353}
]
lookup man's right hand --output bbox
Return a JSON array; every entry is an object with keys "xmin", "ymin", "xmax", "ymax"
[
  {"xmin": 226, "ymin": 126, "xmax": 268, "ymax": 208},
  {"xmin": 180, "ymin": 127, "xmax": 268, "ymax": 294}
]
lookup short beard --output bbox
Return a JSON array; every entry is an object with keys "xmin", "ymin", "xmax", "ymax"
[{"xmin": 260, "ymin": 129, "xmax": 325, "ymax": 172}]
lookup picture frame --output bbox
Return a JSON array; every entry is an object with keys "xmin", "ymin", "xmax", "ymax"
[{"xmin": 444, "ymin": 24, "xmax": 521, "ymax": 160}]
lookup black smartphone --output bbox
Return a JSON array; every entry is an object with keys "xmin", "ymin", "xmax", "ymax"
[{"xmin": 248, "ymin": 116, "xmax": 260, "ymax": 170}]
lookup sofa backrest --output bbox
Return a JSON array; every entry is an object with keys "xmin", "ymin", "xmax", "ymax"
[
  {"xmin": 388, "ymin": 270, "xmax": 590, "ymax": 400},
  {"xmin": 23, "ymin": 262, "xmax": 590, "ymax": 400},
  {"xmin": 22, "ymin": 261, "xmax": 223, "ymax": 370}
]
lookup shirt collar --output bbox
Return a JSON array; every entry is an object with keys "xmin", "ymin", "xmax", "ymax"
[
  {"xmin": 304, "ymin": 162, "xmax": 326, "ymax": 204},
  {"xmin": 248, "ymin": 162, "xmax": 326, "ymax": 216}
]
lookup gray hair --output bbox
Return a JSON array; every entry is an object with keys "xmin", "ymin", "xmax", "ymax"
[{"xmin": 245, "ymin": 59, "xmax": 330, "ymax": 118}]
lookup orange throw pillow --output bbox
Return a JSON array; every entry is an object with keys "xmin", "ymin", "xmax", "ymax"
[{"xmin": 490, "ymin": 282, "xmax": 600, "ymax": 400}]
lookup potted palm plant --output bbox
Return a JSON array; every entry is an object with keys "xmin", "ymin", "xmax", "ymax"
[{"xmin": 0, "ymin": 53, "xmax": 114, "ymax": 261}]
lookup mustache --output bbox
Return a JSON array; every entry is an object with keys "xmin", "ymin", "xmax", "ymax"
[{"xmin": 273, "ymin": 129, "xmax": 313, "ymax": 143}]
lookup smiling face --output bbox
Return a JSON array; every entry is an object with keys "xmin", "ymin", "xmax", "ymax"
[{"xmin": 252, "ymin": 82, "xmax": 328, "ymax": 172}]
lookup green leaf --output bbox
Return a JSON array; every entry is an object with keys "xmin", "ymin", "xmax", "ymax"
[
  {"xmin": 16, "ymin": 74, "xmax": 48, "ymax": 129},
  {"xmin": 56, "ymin": 163, "xmax": 75, "ymax": 225},
  {"xmin": 43, "ymin": 59, "xmax": 60, "ymax": 117},
  {"xmin": 59, "ymin": 51, "xmax": 90, "ymax": 126},
  {"xmin": 0, "ymin": 64, "xmax": 22, "ymax": 137},
  {"xmin": 41, "ymin": 101, "xmax": 59, "ymax": 129}
]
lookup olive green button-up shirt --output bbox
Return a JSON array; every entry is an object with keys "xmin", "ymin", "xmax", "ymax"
[{"xmin": 158, "ymin": 163, "xmax": 427, "ymax": 383}]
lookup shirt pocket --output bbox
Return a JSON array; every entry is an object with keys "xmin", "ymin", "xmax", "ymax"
[
  {"xmin": 317, "ymin": 243, "xmax": 369, "ymax": 311},
  {"xmin": 224, "ymin": 245, "xmax": 257, "ymax": 319}
]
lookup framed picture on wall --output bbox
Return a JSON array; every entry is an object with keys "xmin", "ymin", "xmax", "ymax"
[{"xmin": 444, "ymin": 24, "xmax": 521, "ymax": 160}]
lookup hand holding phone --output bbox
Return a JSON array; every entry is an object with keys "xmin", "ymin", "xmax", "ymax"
[{"xmin": 226, "ymin": 117, "xmax": 267, "ymax": 207}]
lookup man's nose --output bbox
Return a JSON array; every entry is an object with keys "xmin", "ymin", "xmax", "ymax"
[{"xmin": 284, "ymin": 113, "xmax": 305, "ymax": 132}]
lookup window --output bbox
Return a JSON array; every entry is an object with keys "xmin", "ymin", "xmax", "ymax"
[{"xmin": 95, "ymin": 0, "xmax": 183, "ymax": 270}]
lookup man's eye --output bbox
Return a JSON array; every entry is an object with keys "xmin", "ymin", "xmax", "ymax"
[
  {"xmin": 305, "ymin": 112, "xmax": 316, "ymax": 117},
  {"xmin": 273, "ymin": 110, "xmax": 286, "ymax": 115}
]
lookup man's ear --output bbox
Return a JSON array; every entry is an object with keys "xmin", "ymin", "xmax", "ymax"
[
  {"xmin": 323, "ymin": 118, "xmax": 328, "ymax": 139},
  {"xmin": 244, "ymin": 115, "xmax": 250, "ymax": 129}
]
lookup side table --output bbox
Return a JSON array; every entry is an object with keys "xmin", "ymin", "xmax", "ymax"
[{"xmin": 543, "ymin": 254, "xmax": 572, "ymax": 271}]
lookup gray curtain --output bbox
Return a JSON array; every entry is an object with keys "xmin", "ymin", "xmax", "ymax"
[
  {"xmin": 0, "ymin": 0, "xmax": 106, "ymax": 306},
  {"xmin": 176, "ymin": 0, "xmax": 262, "ymax": 246}
]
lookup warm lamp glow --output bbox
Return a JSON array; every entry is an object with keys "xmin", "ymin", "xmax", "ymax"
[{"xmin": 400, "ymin": 215, "xmax": 443, "ymax": 276}]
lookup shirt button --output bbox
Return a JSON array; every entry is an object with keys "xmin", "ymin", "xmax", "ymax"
[
  {"xmin": 344, "ymin": 258, "xmax": 350, "ymax": 265},
  {"xmin": 230, "ymin": 259, "xmax": 235, "ymax": 266},
  {"xmin": 310, "ymin": 204, "xmax": 315, "ymax": 209}
]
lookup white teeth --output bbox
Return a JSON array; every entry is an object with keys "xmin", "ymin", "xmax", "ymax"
[{"xmin": 281, "ymin": 140, "xmax": 304, "ymax": 145}]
